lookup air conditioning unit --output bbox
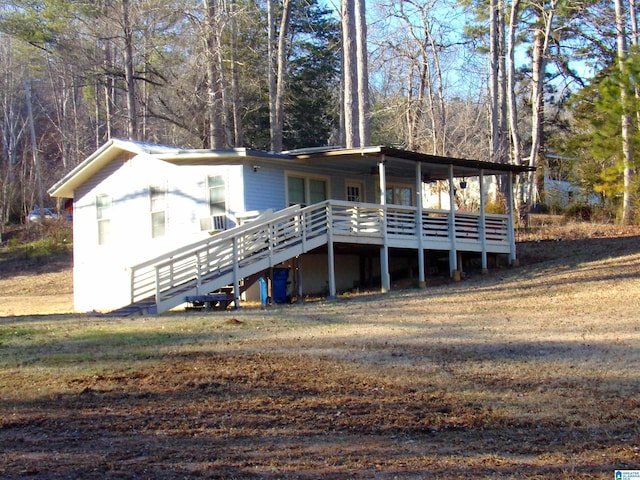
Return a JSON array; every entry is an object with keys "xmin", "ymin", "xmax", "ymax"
[{"xmin": 200, "ymin": 215, "xmax": 227, "ymax": 232}]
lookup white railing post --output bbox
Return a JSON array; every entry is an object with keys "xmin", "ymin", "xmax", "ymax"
[
  {"xmin": 479, "ymin": 169, "xmax": 488, "ymax": 272},
  {"xmin": 268, "ymin": 221, "xmax": 274, "ymax": 268},
  {"xmin": 232, "ymin": 236, "xmax": 240, "ymax": 309},
  {"xmin": 129, "ymin": 268, "xmax": 135, "ymax": 304},
  {"xmin": 195, "ymin": 250, "xmax": 202, "ymax": 294},
  {"xmin": 506, "ymin": 172, "xmax": 517, "ymax": 264},
  {"xmin": 379, "ymin": 159, "xmax": 391, "ymax": 292},
  {"xmin": 416, "ymin": 162, "xmax": 425, "ymax": 288},
  {"xmin": 326, "ymin": 203, "xmax": 336, "ymax": 297},
  {"xmin": 301, "ymin": 211, "xmax": 307, "ymax": 252},
  {"xmin": 448, "ymin": 164, "xmax": 458, "ymax": 277},
  {"xmin": 154, "ymin": 265, "xmax": 162, "ymax": 305}
]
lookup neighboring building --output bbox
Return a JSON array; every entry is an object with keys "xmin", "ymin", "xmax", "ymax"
[
  {"xmin": 541, "ymin": 154, "xmax": 601, "ymax": 209},
  {"xmin": 49, "ymin": 139, "xmax": 533, "ymax": 314}
]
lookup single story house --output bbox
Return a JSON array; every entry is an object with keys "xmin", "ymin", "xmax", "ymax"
[{"xmin": 48, "ymin": 139, "xmax": 533, "ymax": 314}]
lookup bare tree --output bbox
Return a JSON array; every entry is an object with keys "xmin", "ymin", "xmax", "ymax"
[
  {"xmin": 228, "ymin": 0, "xmax": 243, "ymax": 147},
  {"xmin": 400, "ymin": 0, "xmax": 447, "ymax": 154},
  {"xmin": 203, "ymin": 0, "xmax": 226, "ymax": 149},
  {"xmin": 121, "ymin": 0, "xmax": 137, "ymax": 140},
  {"xmin": 507, "ymin": 0, "xmax": 524, "ymax": 204},
  {"xmin": 372, "ymin": 0, "xmax": 463, "ymax": 156},
  {"xmin": 268, "ymin": 0, "xmax": 292, "ymax": 153},
  {"xmin": 526, "ymin": 0, "xmax": 556, "ymax": 208},
  {"xmin": 0, "ymin": 35, "xmax": 25, "ymax": 228},
  {"xmin": 489, "ymin": 0, "xmax": 501, "ymax": 162}
]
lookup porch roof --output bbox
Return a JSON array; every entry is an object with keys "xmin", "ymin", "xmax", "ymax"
[
  {"xmin": 49, "ymin": 140, "xmax": 534, "ymax": 199},
  {"xmin": 286, "ymin": 146, "xmax": 535, "ymax": 181}
]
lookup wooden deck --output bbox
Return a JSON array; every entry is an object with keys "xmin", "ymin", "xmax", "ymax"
[{"xmin": 128, "ymin": 200, "xmax": 514, "ymax": 313}]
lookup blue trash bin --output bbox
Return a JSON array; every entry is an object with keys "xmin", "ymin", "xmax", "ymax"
[
  {"xmin": 258, "ymin": 277, "xmax": 268, "ymax": 306},
  {"xmin": 272, "ymin": 268, "xmax": 290, "ymax": 304}
]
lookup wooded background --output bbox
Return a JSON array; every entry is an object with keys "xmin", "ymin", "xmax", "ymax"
[{"xmin": 1, "ymin": 0, "xmax": 639, "ymax": 226}]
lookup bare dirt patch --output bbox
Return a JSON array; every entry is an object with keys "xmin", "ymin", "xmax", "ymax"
[
  {"xmin": 1, "ymin": 221, "xmax": 639, "ymax": 478},
  {"xmin": 0, "ymin": 246, "xmax": 73, "ymax": 316}
]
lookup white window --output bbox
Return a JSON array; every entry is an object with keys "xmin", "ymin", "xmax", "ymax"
[
  {"xmin": 386, "ymin": 184, "xmax": 413, "ymax": 206},
  {"xmin": 203, "ymin": 174, "xmax": 227, "ymax": 231},
  {"xmin": 346, "ymin": 180, "xmax": 364, "ymax": 203},
  {"xmin": 286, "ymin": 174, "xmax": 328, "ymax": 207},
  {"xmin": 287, "ymin": 176, "xmax": 306, "ymax": 206},
  {"xmin": 96, "ymin": 194, "xmax": 112, "ymax": 245},
  {"xmin": 208, "ymin": 175, "xmax": 226, "ymax": 215},
  {"xmin": 149, "ymin": 184, "xmax": 167, "ymax": 238}
]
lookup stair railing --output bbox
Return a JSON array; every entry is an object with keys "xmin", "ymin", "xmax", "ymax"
[
  {"xmin": 129, "ymin": 204, "xmax": 304, "ymax": 305},
  {"xmin": 128, "ymin": 200, "xmax": 509, "ymax": 312}
]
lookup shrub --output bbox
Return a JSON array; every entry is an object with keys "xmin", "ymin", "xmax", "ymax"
[
  {"xmin": 5, "ymin": 219, "xmax": 72, "ymax": 258},
  {"xmin": 563, "ymin": 203, "xmax": 592, "ymax": 221},
  {"xmin": 485, "ymin": 194, "xmax": 507, "ymax": 214}
]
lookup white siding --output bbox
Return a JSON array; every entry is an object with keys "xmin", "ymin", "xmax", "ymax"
[
  {"xmin": 71, "ymin": 154, "xmax": 245, "ymax": 312},
  {"xmin": 243, "ymin": 162, "xmax": 286, "ymax": 212},
  {"xmin": 243, "ymin": 160, "xmax": 386, "ymax": 211}
]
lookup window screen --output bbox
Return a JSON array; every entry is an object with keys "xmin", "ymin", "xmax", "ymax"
[
  {"xmin": 309, "ymin": 179, "xmax": 327, "ymax": 204},
  {"xmin": 96, "ymin": 194, "xmax": 112, "ymax": 245},
  {"xmin": 150, "ymin": 185, "xmax": 167, "ymax": 238},
  {"xmin": 287, "ymin": 176, "xmax": 306, "ymax": 206},
  {"xmin": 208, "ymin": 175, "xmax": 226, "ymax": 215}
]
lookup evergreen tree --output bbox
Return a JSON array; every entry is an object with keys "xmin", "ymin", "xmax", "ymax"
[{"xmin": 567, "ymin": 54, "xmax": 640, "ymax": 216}]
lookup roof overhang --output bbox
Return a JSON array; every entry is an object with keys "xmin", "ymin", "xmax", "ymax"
[
  {"xmin": 48, "ymin": 139, "xmax": 184, "ymax": 198},
  {"xmin": 49, "ymin": 140, "xmax": 535, "ymax": 199},
  {"xmin": 286, "ymin": 146, "xmax": 534, "ymax": 181},
  {"xmin": 48, "ymin": 141, "xmax": 294, "ymax": 198},
  {"xmin": 154, "ymin": 147, "xmax": 294, "ymax": 165}
]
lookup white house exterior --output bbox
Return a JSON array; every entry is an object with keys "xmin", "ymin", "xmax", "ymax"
[{"xmin": 49, "ymin": 139, "xmax": 533, "ymax": 314}]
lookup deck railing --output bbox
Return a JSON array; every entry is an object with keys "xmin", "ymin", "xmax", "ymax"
[{"xmin": 128, "ymin": 200, "xmax": 510, "ymax": 312}]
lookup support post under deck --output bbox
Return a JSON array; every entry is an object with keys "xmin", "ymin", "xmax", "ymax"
[
  {"xmin": 379, "ymin": 158, "xmax": 391, "ymax": 292},
  {"xmin": 506, "ymin": 173, "xmax": 517, "ymax": 264},
  {"xmin": 448, "ymin": 164, "xmax": 458, "ymax": 277},
  {"xmin": 327, "ymin": 204, "xmax": 336, "ymax": 297},
  {"xmin": 479, "ymin": 169, "xmax": 488, "ymax": 272},
  {"xmin": 232, "ymin": 237, "xmax": 241, "ymax": 309},
  {"xmin": 416, "ymin": 162, "xmax": 425, "ymax": 288}
]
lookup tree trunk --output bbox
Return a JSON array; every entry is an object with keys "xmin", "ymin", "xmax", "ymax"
[
  {"xmin": 229, "ymin": 0, "xmax": 243, "ymax": 147},
  {"xmin": 355, "ymin": 0, "xmax": 369, "ymax": 146},
  {"xmin": 24, "ymin": 80, "xmax": 44, "ymax": 217},
  {"xmin": 630, "ymin": 0, "xmax": 639, "ymax": 47},
  {"xmin": 498, "ymin": 0, "xmax": 508, "ymax": 163},
  {"xmin": 203, "ymin": 0, "xmax": 226, "ymax": 149},
  {"xmin": 428, "ymin": 28, "xmax": 447, "ymax": 155},
  {"xmin": 507, "ymin": 0, "xmax": 524, "ymax": 204},
  {"xmin": 616, "ymin": 0, "xmax": 634, "ymax": 224},
  {"xmin": 269, "ymin": 0, "xmax": 292, "ymax": 153},
  {"xmin": 628, "ymin": 0, "xmax": 640, "ymax": 130},
  {"xmin": 341, "ymin": 0, "xmax": 360, "ymax": 148},
  {"xmin": 526, "ymin": 3, "xmax": 555, "ymax": 208},
  {"xmin": 122, "ymin": 0, "xmax": 137, "ymax": 141},
  {"xmin": 268, "ymin": 0, "xmax": 276, "ymax": 150},
  {"xmin": 489, "ymin": 0, "xmax": 500, "ymax": 163},
  {"xmin": 103, "ymin": 41, "xmax": 116, "ymax": 140}
]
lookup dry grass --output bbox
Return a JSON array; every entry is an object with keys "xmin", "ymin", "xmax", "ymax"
[{"xmin": 1, "ymin": 220, "xmax": 639, "ymax": 478}]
